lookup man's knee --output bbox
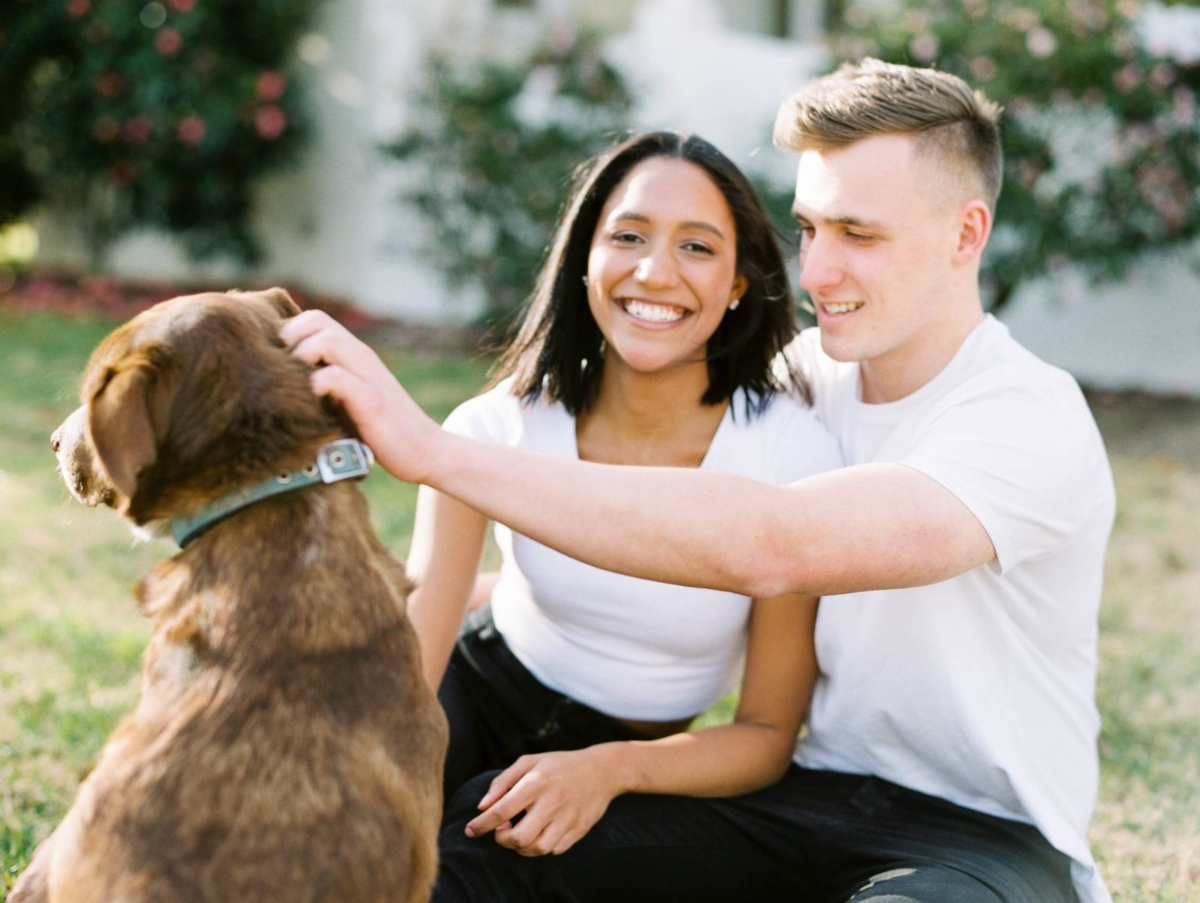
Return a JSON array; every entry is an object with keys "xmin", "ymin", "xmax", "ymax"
[{"xmin": 845, "ymin": 866, "xmax": 1003, "ymax": 903}]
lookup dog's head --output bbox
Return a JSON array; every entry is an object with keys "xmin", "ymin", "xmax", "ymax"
[{"xmin": 52, "ymin": 288, "xmax": 348, "ymax": 532}]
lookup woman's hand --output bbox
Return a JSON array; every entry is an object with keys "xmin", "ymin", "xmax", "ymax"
[
  {"xmin": 464, "ymin": 747, "xmax": 626, "ymax": 857},
  {"xmin": 280, "ymin": 310, "xmax": 441, "ymax": 484}
]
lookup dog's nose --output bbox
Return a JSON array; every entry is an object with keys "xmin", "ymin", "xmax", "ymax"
[{"xmin": 51, "ymin": 427, "xmax": 62, "ymax": 453}]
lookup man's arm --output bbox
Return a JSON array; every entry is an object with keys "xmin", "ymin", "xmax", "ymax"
[{"xmin": 282, "ymin": 311, "xmax": 995, "ymax": 599}]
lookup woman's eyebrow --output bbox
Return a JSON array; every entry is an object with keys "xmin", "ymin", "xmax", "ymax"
[{"xmin": 611, "ymin": 210, "xmax": 726, "ymax": 239}]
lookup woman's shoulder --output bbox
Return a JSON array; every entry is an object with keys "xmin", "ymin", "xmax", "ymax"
[
  {"xmin": 442, "ymin": 376, "xmax": 571, "ymax": 443},
  {"xmin": 729, "ymin": 387, "xmax": 844, "ymax": 482}
]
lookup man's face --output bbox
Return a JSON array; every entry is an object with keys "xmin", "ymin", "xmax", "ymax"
[{"xmin": 792, "ymin": 133, "xmax": 966, "ymax": 381}]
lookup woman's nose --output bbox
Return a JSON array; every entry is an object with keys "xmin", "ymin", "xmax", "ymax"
[{"xmin": 634, "ymin": 249, "xmax": 678, "ymax": 288}]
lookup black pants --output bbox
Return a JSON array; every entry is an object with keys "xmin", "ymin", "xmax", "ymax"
[
  {"xmin": 434, "ymin": 765, "xmax": 1078, "ymax": 903},
  {"xmin": 438, "ymin": 606, "xmax": 648, "ymax": 806}
]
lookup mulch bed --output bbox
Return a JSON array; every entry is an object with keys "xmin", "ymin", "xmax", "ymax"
[{"xmin": 0, "ymin": 270, "xmax": 381, "ymax": 330}]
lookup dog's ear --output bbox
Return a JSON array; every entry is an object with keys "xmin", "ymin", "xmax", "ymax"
[
  {"xmin": 258, "ymin": 287, "xmax": 302, "ymax": 318},
  {"xmin": 87, "ymin": 345, "xmax": 179, "ymax": 504}
]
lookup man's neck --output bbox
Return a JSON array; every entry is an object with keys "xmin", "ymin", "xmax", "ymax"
[{"xmin": 859, "ymin": 305, "xmax": 985, "ymax": 404}]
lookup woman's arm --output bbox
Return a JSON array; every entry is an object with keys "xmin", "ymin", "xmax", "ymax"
[
  {"xmin": 462, "ymin": 592, "xmax": 819, "ymax": 856},
  {"xmin": 405, "ymin": 484, "xmax": 490, "ymax": 690}
]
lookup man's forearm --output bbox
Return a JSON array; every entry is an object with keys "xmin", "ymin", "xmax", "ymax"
[
  {"xmin": 425, "ymin": 430, "xmax": 995, "ymax": 598},
  {"xmin": 428, "ymin": 430, "xmax": 799, "ymax": 598}
]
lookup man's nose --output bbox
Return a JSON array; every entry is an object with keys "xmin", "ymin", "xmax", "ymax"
[{"xmin": 798, "ymin": 235, "xmax": 843, "ymax": 294}]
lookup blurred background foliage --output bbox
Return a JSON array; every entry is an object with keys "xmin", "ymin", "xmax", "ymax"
[
  {"xmin": 384, "ymin": 27, "xmax": 633, "ymax": 326},
  {"xmin": 832, "ymin": 0, "xmax": 1200, "ymax": 311},
  {"xmin": 0, "ymin": 0, "xmax": 319, "ymax": 266}
]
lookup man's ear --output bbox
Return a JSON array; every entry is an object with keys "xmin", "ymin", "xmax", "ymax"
[
  {"xmin": 87, "ymin": 346, "xmax": 178, "ymax": 504},
  {"xmin": 953, "ymin": 200, "xmax": 992, "ymax": 266}
]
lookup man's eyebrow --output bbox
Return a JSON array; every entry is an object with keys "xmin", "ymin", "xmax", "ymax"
[
  {"xmin": 610, "ymin": 210, "xmax": 727, "ymax": 240},
  {"xmin": 791, "ymin": 208, "xmax": 889, "ymax": 232}
]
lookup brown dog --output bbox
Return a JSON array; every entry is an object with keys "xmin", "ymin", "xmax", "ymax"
[{"xmin": 13, "ymin": 288, "xmax": 447, "ymax": 903}]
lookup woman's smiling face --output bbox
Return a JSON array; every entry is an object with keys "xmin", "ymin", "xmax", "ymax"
[{"xmin": 586, "ymin": 157, "xmax": 747, "ymax": 380}]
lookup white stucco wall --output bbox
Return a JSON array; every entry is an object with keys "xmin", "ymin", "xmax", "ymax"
[{"xmin": 1001, "ymin": 257, "xmax": 1200, "ymax": 396}]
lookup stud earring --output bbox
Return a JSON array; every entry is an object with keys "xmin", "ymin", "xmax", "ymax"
[
  {"xmin": 729, "ymin": 297, "xmax": 741, "ymax": 311},
  {"xmin": 582, "ymin": 276, "xmax": 589, "ymax": 287}
]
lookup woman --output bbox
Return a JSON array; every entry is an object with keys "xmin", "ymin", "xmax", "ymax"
[{"xmin": 404, "ymin": 131, "xmax": 842, "ymax": 857}]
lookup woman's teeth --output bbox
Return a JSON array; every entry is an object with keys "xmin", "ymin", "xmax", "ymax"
[
  {"xmin": 823, "ymin": 302, "xmax": 864, "ymax": 315},
  {"xmin": 622, "ymin": 299, "xmax": 685, "ymax": 322}
]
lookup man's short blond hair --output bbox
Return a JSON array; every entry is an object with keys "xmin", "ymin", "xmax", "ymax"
[{"xmin": 774, "ymin": 58, "xmax": 1004, "ymax": 210}]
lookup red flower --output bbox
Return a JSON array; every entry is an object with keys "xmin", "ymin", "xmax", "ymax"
[
  {"xmin": 155, "ymin": 27, "xmax": 183, "ymax": 56},
  {"xmin": 93, "ymin": 116, "xmax": 120, "ymax": 143},
  {"xmin": 254, "ymin": 105, "xmax": 287, "ymax": 141},
  {"xmin": 93, "ymin": 72, "xmax": 125, "ymax": 98},
  {"xmin": 67, "ymin": 0, "xmax": 90, "ymax": 18},
  {"xmin": 168, "ymin": 0, "xmax": 197, "ymax": 11},
  {"xmin": 256, "ymin": 70, "xmax": 286, "ymax": 102},
  {"xmin": 177, "ymin": 115, "xmax": 207, "ymax": 146},
  {"xmin": 109, "ymin": 160, "xmax": 137, "ymax": 185},
  {"xmin": 123, "ymin": 115, "xmax": 153, "ymax": 145}
]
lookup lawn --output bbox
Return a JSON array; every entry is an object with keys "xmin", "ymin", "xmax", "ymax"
[{"xmin": 1, "ymin": 307, "xmax": 1198, "ymax": 901}]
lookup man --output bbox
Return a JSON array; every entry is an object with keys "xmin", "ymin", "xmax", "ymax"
[{"xmin": 284, "ymin": 59, "xmax": 1114, "ymax": 903}]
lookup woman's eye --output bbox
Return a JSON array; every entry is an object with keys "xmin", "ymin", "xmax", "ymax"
[
  {"xmin": 682, "ymin": 241, "xmax": 714, "ymax": 254},
  {"xmin": 613, "ymin": 232, "xmax": 642, "ymax": 244}
]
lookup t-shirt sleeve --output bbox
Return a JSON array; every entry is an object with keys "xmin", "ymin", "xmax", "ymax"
[
  {"xmin": 440, "ymin": 382, "xmax": 520, "ymax": 446},
  {"xmin": 901, "ymin": 370, "xmax": 1112, "ymax": 574}
]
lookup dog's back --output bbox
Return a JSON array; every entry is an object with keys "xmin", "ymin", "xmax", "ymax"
[{"xmin": 19, "ymin": 290, "xmax": 447, "ymax": 903}]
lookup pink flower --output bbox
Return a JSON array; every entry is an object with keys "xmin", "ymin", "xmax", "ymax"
[
  {"xmin": 93, "ymin": 72, "xmax": 124, "ymax": 98},
  {"xmin": 168, "ymin": 0, "xmax": 197, "ymax": 11},
  {"xmin": 255, "ymin": 105, "xmax": 287, "ymax": 141},
  {"xmin": 1173, "ymin": 87, "xmax": 1196, "ymax": 128},
  {"xmin": 93, "ymin": 116, "xmax": 120, "ymax": 143},
  {"xmin": 1026, "ymin": 27, "xmax": 1058, "ymax": 59},
  {"xmin": 123, "ymin": 115, "xmax": 153, "ymax": 145},
  {"xmin": 256, "ymin": 71, "xmax": 286, "ymax": 102},
  {"xmin": 908, "ymin": 33, "xmax": 939, "ymax": 63},
  {"xmin": 109, "ymin": 160, "xmax": 137, "ymax": 185},
  {"xmin": 1151, "ymin": 64, "xmax": 1176, "ymax": 89},
  {"xmin": 970, "ymin": 56, "xmax": 997, "ymax": 81},
  {"xmin": 176, "ymin": 115, "xmax": 207, "ymax": 146},
  {"xmin": 67, "ymin": 0, "xmax": 90, "ymax": 18},
  {"xmin": 1113, "ymin": 64, "xmax": 1142, "ymax": 94},
  {"xmin": 155, "ymin": 27, "xmax": 183, "ymax": 56}
]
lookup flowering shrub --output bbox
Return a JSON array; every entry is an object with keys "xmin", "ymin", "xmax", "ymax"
[
  {"xmin": 386, "ymin": 27, "xmax": 632, "ymax": 323},
  {"xmin": 832, "ymin": 0, "xmax": 1200, "ymax": 309},
  {"xmin": 0, "ymin": 0, "xmax": 319, "ymax": 264}
]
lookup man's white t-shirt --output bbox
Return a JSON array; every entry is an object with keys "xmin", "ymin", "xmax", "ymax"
[
  {"xmin": 788, "ymin": 315, "xmax": 1116, "ymax": 903},
  {"xmin": 444, "ymin": 381, "xmax": 843, "ymax": 722}
]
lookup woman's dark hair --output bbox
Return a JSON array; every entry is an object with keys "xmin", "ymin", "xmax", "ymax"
[{"xmin": 491, "ymin": 130, "xmax": 809, "ymax": 417}]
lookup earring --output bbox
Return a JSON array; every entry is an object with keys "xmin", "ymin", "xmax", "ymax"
[
  {"xmin": 729, "ymin": 297, "xmax": 741, "ymax": 311},
  {"xmin": 581, "ymin": 276, "xmax": 589, "ymax": 287}
]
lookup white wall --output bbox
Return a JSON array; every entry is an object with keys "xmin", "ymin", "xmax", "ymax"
[{"xmin": 1001, "ymin": 257, "xmax": 1200, "ymax": 396}]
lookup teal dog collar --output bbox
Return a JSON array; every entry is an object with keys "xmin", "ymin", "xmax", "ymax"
[{"xmin": 169, "ymin": 438, "xmax": 374, "ymax": 548}]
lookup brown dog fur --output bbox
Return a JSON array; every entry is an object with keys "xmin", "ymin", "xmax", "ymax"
[{"xmin": 14, "ymin": 289, "xmax": 447, "ymax": 903}]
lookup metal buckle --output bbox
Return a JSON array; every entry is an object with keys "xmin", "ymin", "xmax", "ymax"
[{"xmin": 316, "ymin": 439, "xmax": 373, "ymax": 483}]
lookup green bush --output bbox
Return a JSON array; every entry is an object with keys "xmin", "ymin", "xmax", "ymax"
[
  {"xmin": 385, "ymin": 28, "xmax": 633, "ymax": 325},
  {"xmin": 832, "ymin": 0, "xmax": 1200, "ymax": 310},
  {"xmin": 0, "ymin": 0, "xmax": 320, "ymax": 265}
]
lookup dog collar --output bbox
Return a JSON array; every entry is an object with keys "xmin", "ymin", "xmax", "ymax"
[{"xmin": 169, "ymin": 438, "xmax": 375, "ymax": 548}]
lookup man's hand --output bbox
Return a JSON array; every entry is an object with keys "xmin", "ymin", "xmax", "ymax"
[
  {"xmin": 464, "ymin": 748, "xmax": 625, "ymax": 857},
  {"xmin": 281, "ymin": 310, "xmax": 441, "ymax": 484}
]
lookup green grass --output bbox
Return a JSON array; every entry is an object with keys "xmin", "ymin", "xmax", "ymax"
[{"xmin": 1, "ymin": 308, "xmax": 1198, "ymax": 900}]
